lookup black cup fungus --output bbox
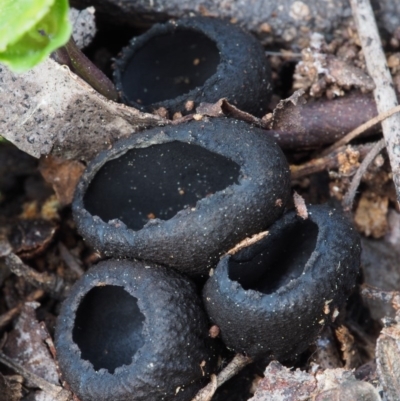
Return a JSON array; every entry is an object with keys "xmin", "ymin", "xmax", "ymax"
[
  {"xmin": 55, "ymin": 259, "xmax": 216, "ymax": 401},
  {"xmin": 203, "ymin": 204, "xmax": 361, "ymax": 360},
  {"xmin": 113, "ymin": 17, "xmax": 272, "ymax": 116},
  {"xmin": 72, "ymin": 118, "xmax": 291, "ymax": 276}
]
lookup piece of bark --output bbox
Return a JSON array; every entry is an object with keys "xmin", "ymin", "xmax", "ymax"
[
  {"xmin": 0, "ymin": 59, "xmax": 165, "ymax": 162},
  {"xmin": 249, "ymin": 361, "xmax": 316, "ymax": 401},
  {"xmin": 250, "ymin": 362, "xmax": 381, "ymax": 401},
  {"xmin": 376, "ymin": 319, "xmax": 400, "ymax": 401},
  {"xmin": 70, "ymin": 0, "xmax": 400, "ymax": 50}
]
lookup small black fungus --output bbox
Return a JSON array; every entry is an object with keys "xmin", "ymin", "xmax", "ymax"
[
  {"xmin": 203, "ymin": 204, "xmax": 361, "ymax": 360},
  {"xmin": 113, "ymin": 17, "xmax": 272, "ymax": 116},
  {"xmin": 72, "ymin": 118, "xmax": 291, "ymax": 276},
  {"xmin": 55, "ymin": 259, "xmax": 216, "ymax": 401}
]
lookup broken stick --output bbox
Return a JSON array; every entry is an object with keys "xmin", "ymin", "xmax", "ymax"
[{"xmin": 350, "ymin": 0, "xmax": 400, "ymax": 205}]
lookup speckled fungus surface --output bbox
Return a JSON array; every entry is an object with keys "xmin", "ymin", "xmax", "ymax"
[
  {"xmin": 72, "ymin": 118, "xmax": 291, "ymax": 276},
  {"xmin": 113, "ymin": 17, "xmax": 272, "ymax": 116},
  {"xmin": 55, "ymin": 259, "xmax": 216, "ymax": 401},
  {"xmin": 203, "ymin": 204, "xmax": 361, "ymax": 360}
]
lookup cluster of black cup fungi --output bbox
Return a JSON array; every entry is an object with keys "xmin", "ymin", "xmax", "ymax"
[{"xmin": 55, "ymin": 17, "xmax": 361, "ymax": 401}]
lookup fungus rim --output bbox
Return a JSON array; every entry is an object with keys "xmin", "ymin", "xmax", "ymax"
[
  {"xmin": 113, "ymin": 17, "xmax": 272, "ymax": 116},
  {"xmin": 115, "ymin": 27, "xmax": 221, "ymax": 108},
  {"xmin": 227, "ymin": 218, "xmax": 319, "ymax": 295},
  {"xmin": 72, "ymin": 118, "xmax": 291, "ymax": 275},
  {"xmin": 55, "ymin": 259, "xmax": 216, "ymax": 401},
  {"xmin": 203, "ymin": 204, "xmax": 361, "ymax": 359}
]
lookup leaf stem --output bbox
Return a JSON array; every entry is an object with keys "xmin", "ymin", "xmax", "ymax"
[{"xmin": 54, "ymin": 37, "xmax": 118, "ymax": 102}]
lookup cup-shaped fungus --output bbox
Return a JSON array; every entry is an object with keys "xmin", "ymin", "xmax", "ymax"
[
  {"xmin": 203, "ymin": 204, "xmax": 361, "ymax": 360},
  {"xmin": 55, "ymin": 259, "xmax": 216, "ymax": 401},
  {"xmin": 113, "ymin": 17, "xmax": 272, "ymax": 116},
  {"xmin": 72, "ymin": 118, "xmax": 291, "ymax": 276}
]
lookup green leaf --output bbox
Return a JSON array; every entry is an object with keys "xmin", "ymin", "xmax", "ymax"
[{"xmin": 0, "ymin": 0, "xmax": 71, "ymax": 72}]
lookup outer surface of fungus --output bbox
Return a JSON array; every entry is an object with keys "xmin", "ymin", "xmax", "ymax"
[
  {"xmin": 55, "ymin": 259, "xmax": 216, "ymax": 401},
  {"xmin": 203, "ymin": 204, "xmax": 361, "ymax": 360},
  {"xmin": 72, "ymin": 118, "xmax": 291, "ymax": 276},
  {"xmin": 113, "ymin": 17, "xmax": 272, "ymax": 116}
]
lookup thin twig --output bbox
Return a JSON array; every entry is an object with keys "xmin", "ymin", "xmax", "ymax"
[
  {"xmin": 350, "ymin": 0, "xmax": 400, "ymax": 205},
  {"xmin": 59, "ymin": 37, "xmax": 119, "ymax": 102},
  {"xmin": 342, "ymin": 139, "xmax": 385, "ymax": 211},
  {"xmin": 291, "ymin": 143, "xmax": 375, "ymax": 180},
  {"xmin": 0, "ymin": 352, "xmax": 72, "ymax": 401},
  {"xmin": 321, "ymin": 105, "xmax": 400, "ymax": 157},
  {"xmin": 191, "ymin": 354, "xmax": 252, "ymax": 401},
  {"xmin": 0, "ymin": 289, "xmax": 44, "ymax": 331},
  {"xmin": 2, "ymin": 251, "xmax": 70, "ymax": 299}
]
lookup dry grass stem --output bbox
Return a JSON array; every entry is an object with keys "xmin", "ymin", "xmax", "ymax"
[
  {"xmin": 342, "ymin": 139, "xmax": 386, "ymax": 211},
  {"xmin": 321, "ymin": 104, "xmax": 400, "ymax": 157},
  {"xmin": 191, "ymin": 354, "xmax": 252, "ymax": 401},
  {"xmin": 0, "ymin": 352, "xmax": 72, "ymax": 401},
  {"xmin": 350, "ymin": 0, "xmax": 400, "ymax": 205}
]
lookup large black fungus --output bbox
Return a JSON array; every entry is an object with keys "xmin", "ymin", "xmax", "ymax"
[
  {"xmin": 203, "ymin": 204, "xmax": 361, "ymax": 360},
  {"xmin": 113, "ymin": 17, "xmax": 272, "ymax": 116},
  {"xmin": 72, "ymin": 118, "xmax": 291, "ymax": 276},
  {"xmin": 55, "ymin": 259, "xmax": 216, "ymax": 401}
]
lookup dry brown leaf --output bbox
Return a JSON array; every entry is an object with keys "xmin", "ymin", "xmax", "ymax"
[
  {"xmin": 265, "ymin": 89, "xmax": 306, "ymax": 132},
  {"xmin": 354, "ymin": 192, "xmax": 389, "ymax": 238},
  {"xmin": 335, "ymin": 325, "xmax": 360, "ymax": 369},
  {"xmin": 2, "ymin": 303, "xmax": 59, "ymax": 388},
  {"xmin": 0, "ymin": 373, "xmax": 23, "ymax": 401},
  {"xmin": 39, "ymin": 156, "xmax": 85, "ymax": 205},
  {"xmin": 196, "ymin": 98, "xmax": 268, "ymax": 128}
]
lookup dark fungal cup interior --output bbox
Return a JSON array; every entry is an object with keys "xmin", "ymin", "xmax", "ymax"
[
  {"xmin": 73, "ymin": 286, "xmax": 145, "ymax": 373},
  {"xmin": 121, "ymin": 30, "xmax": 220, "ymax": 105},
  {"xmin": 84, "ymin": 141, "xmax": 240, "ymax": 230},
  {"xmin": 228, "ymin": 219, "xmax": 318, "ymax": 294}
]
